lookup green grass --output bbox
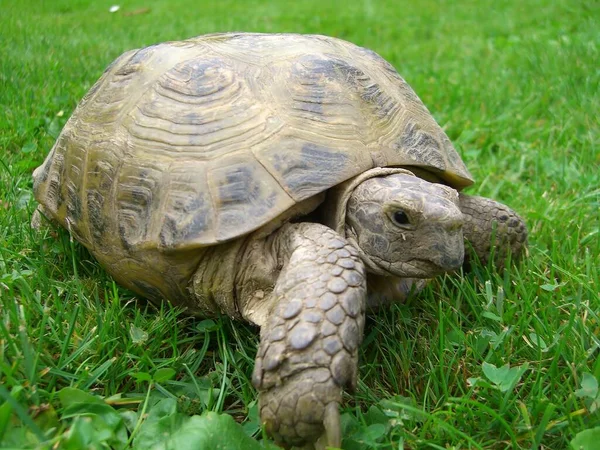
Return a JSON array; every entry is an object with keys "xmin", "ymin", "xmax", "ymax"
[{"xmin": 1, "ymin": 0, "xmax": 599, "ymax": 448}]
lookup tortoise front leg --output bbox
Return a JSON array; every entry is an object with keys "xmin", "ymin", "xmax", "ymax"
[
  {"xmin": 459, "ymin": 194, "xmax": 528, "ymax": 270},
  {"xmin": 251, "ymin": 223, "xmax": 366, "ymax": 448}
]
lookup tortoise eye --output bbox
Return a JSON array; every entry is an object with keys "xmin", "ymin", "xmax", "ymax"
[{"xmin": 393, "ymin": 210, "xmax": 410, "ymax": 226}]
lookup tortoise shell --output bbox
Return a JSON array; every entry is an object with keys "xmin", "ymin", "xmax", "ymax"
[{"xmin": 33, "ymin": 33, "xmax": 473, "ymax": 305}]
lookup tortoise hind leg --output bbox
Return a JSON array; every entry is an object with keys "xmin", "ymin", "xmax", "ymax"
[
  {"xmin": 249, "ymin": 223, "xmax": 367, "ymax": 448},
  {"xmin": 31, "ymin": 204, "xmax": 57, "ymax": 230},
  {"xmin": 459, "ymin": 194, "xmax": 528, "ymax": 270}
]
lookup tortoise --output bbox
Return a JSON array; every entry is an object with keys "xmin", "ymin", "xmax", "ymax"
[{"xmin": 32, "ymin": 33, "xmax": 527, "ymax": 448}]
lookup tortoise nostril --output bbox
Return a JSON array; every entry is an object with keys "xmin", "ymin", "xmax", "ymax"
[
  {"xmin": 431, "ymin": 231, "xmax": 464, "ymax": 270},
  {"xmin": 432, "ymin": 254, "xmax": 464, "ymax": 270},
  {"xmin": 441, "ymin": 253, "xmax": 464, "ymax": 270}
]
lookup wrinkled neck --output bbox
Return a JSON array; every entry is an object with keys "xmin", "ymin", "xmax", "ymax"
[{"xmin": 344, "ymin": 225, "xmax": 392, "ymax": 277}]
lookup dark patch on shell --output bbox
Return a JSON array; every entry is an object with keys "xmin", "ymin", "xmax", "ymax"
[
  {"xmin": 115, "ymin": 44, "xmax": 160, "ymax": 76},
  {"xmin": 397, "ymin": 122, "xmax": 445, "ymax": 170},
  {"xmin": 118, "ymin": 224, "xmax": 132, "ymax": 250},
  {"xmin": 132, "ymin": 279, "xmax": 165, "ymax": 302},
  {"xmin": 46, "ymin": 150, "xmax": 67, "ymax": 212},
  {"xmin": 162, "ymin": 59, "xmax": 235, "ymax": 98},
  {"xmin": 217, "ymin": 165, "xmax": 277, "ymax": 230},
  {"xmin": 33, "ymin": 154, "xmax": 51, "ymax": 186},
  {"xmin": 67, "ymin": 183, "xmax": 82, "ymax": 222},
  {"xmin": 295, "ymin": 55, "xmax": 395, "ymax": 119},
  {"xmin": 87, "ymin": 190, "xmax": 106, "ymax": 241},
  {"xmin": 129, "ymin": 187, "xmax": 149, "ymax": 204},
  {"xmin": 159, "ymin": 207, "xmax": 210, "ymax": 249},
  {"xmin": 270, "ymin": 142, "xmax": 350, "ymax": 199}
]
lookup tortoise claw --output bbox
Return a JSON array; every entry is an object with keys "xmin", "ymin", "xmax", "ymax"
[
  {"xmin": 275, "ymin": 402, "xmax": 341, "ymax": 450},
  {"xmin": 320, "ymin": 402, "xmax": 341, "ymax": 449},
  {"xmin": 258, "ymin": 371, "xmax": 343, "ymax": 448}
]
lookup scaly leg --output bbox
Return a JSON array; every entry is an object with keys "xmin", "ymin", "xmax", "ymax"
[
  {"xmin": 31, "ymin": 204, "xmax": 56, "ymax": 230},
  {"xmin": 250, "ymin": 223, "xmax": 366, "ymax": 448},
  {"xmin": 459, "ymin": 194, "xmax": 528, "ymax": 270}
]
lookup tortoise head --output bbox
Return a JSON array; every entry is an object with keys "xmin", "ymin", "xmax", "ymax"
[{"xmin": 345, "ymin": 172, "xmax": 464, "ymax": 278}]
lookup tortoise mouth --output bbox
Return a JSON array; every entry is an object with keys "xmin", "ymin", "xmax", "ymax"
[
  {"xmin": 404, "ymin": 259, "xmax": 448, "ymax": 277},
  {"xmin": 411, "ymin": 255, "xmax": 464, "ymax": 274},
  {"xmin": 411, "ymin": 258, "xmax": 451, "ymax": 276},
  {"xmin": 365, "ymin": 258, "xmax": 444, "ymax": 279},
  {"xmin": 382, "ymin": 258, "xmax": 458, "ymax": 278},
  {"xmin": 360, "ymin": 253, "xmax": 449, "ymax": 278}
]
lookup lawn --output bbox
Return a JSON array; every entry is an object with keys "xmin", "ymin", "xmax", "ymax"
[{"xmin": 1, "ymin": 0, "xmax": 598, "ymax": 448}]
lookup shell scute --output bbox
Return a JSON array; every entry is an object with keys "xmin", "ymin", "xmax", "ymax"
[
  {"xmin": 255, "ymin": 137, "xmax": 363, "ymax": 202},
  {"xmin": 158, "ymin": 161, "xmax": 214, "ymax": 249},
  {"xmin": 116, "ymin": 163, "xmax": 162, "ymax": 248},
  {"xmin": 124, "ymin": 58, "xmax": 269, "ymax": 156},
  {"xmin": 208, "ymin": 152, "xmax": 294, "ymax": 243},
  {"xmin": 395, "ymin": 122, "xmax": 446, "ymax": 172}
]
